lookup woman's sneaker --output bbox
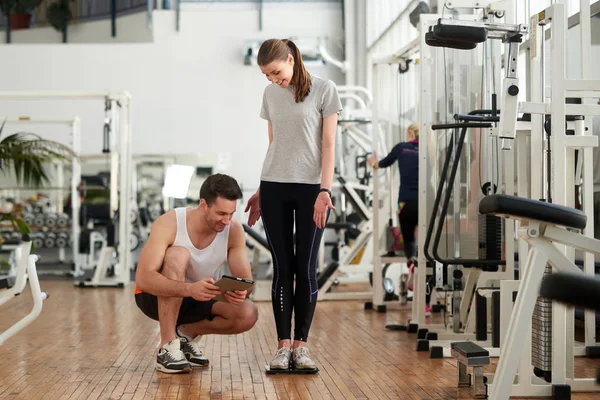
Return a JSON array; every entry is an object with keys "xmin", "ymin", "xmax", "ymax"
[
  {"xmin": 156, "ymin": 338, "xmax": 191, "ymax": 373},
  {"xmin": 425, "ymin": 305, "xmax": 432, "ymax": 318},
  {"xmin": 269, "ymin": 347, "xmax": 292, "ymax": 370},
  {"xmin": 292, "ymin": 347, "xmax": 317, "ymax": 370}
]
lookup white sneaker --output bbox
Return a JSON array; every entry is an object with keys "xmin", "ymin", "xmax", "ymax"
[
  {"xmin": 177, "ymin": 327, "xmax": 209, "ymax": 367},
  {"xmin": 292, "ymin": 347, "xmax": 317, "ymax": 370},
  {"xmin": 156, "ymin": 338, "xmax": 191, "ymax": 374},
  {"xmin": 269, "ymin": 347, "xmax": 292, "ymax": 370}
]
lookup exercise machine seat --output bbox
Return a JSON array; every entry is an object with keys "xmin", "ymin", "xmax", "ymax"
[
  {"xmin": 541, "ymin": 272, "xmax": 600, "ymax": 311},
  {"xmin": 242, "ymin": 224, "xmax": 270, "ymax": 250},
  {"xmin": 451, "ymin": 341, "xmax": 489, "ymax": 358},
  {"xmin": 479, "ymin": 194, "xmax": 587, "ymax": 231}
]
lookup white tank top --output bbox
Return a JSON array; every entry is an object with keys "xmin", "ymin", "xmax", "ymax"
[{"xmin": 172, "ymin": 207, "xmax": 230, "ymax": 282}]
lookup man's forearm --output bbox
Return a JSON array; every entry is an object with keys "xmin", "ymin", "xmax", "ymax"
[{"xmin": 137, "ymin": 271, "xmax": 192, "ymax": 297}]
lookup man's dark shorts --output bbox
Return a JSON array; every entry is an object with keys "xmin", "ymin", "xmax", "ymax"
[{"xmin": 135, "ymin": 291, "xmax": 217, "ymax": 324}]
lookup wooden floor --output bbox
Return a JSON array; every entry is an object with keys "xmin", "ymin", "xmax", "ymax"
[{"xmin": 0, "ymin": 281, "xmax": 599, "ymax": 400}]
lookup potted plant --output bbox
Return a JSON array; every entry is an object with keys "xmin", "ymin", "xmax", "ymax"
[
  {"xmin": 0, "ymin": 0, "xmax": 43, "ymax": 30},
  {"xmin": 0, "ymin": 118, "xmax": 76, "ymax": 260},
  {"xmin": 46, "ymin": 0, "xmax": 70, "ymax": 43}
]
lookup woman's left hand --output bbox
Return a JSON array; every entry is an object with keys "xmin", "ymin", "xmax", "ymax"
[{"xmin": 314, "ymin": 191, "xmax": 335, "ymax": 229}]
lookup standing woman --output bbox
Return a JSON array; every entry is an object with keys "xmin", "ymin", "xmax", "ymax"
[{"xmin": 245, "ymin": 38, "xmax": 342, "ymax": 370}]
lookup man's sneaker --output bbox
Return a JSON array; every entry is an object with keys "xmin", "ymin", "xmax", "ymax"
[
  {"xmin": 156, "ymin": 338, "xmax": 191, "ymax": 373},
  {"xmin": 292, "ymin": 347, "xmax": 317, "ymax": 370},
  {"xmin": 176, "ymin": 326, "xmax": 209, "ymax": 367},
  {"xmin": 425, "ymin": 305, "xmax": 432, "ymax": 318},
  {"xmin": 269, "ymin": 347, "xmax": 292, "ymax": 370}
]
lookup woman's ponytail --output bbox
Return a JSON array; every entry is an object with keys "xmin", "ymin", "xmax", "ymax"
[{"xmin": 282, "ymin": 39, "xmax": 312, "ymax": 103}]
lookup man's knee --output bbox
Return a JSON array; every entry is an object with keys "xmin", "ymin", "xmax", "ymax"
[
  {"xmin": 163, "ymin": 246, "xmax": 190, "ymax": 276},
  {"xmin": 233, "ymin": 300, "xmax": 258, "ymax": 333}
]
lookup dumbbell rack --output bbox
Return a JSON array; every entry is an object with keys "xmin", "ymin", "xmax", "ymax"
[{"xmin": 1, "ymin": 196, "xmax": 80, "ymax": 277}]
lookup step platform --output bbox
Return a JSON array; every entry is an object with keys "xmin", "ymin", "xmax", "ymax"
[
  {"xmin": 265, "ymin": 365, "xmax": 320, "ymax": 375},
  {"xmin": 451, "ymin": 341, "xmax": 490, "ymax": 399}
]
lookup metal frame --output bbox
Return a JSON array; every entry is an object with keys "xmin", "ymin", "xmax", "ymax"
[
  {"xmin": 0, "ymin": 116, "xmax": 82, "ymax": 276},
  {"xmin": 369, "ymin": 34, "xmax": 424, "ymax": 312},
  {"xmin": 0, "ymin": 91, "xmax": 134, "ymax": 286},
  {"xmin": 490, "ymin": 222, "xmax": 600, "ymax": 398},
  {"xmin": 489, "ymin": 3, "xmax": 600, "ymax": 398},
  {"xmin": 0, "ymin": 239, "xmax": 47, "ymax": 346},
  {"xmin": 316, "ymin": 87, "xmax": 375, "ymax": 301}
]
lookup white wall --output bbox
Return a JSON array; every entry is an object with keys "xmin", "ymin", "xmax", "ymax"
[{"xmin": 0, "ymin": 2, "xmax": 345, "ymax": 191}]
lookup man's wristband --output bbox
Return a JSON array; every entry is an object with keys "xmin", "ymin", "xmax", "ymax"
[{"xmin": 319, "ymin": 188, "xmax": 332, "ymax": 197}]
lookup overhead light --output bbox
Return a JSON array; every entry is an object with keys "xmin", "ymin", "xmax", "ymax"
[{"xmin": 162, "ymin": 164, "xmax": 195, "ymax": 199}]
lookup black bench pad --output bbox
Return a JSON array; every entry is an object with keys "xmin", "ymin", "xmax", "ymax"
[
  {"xmin": 451, "ymin": 341, "xmax": 489, "ymax": 358},
  {"xmin": 541, "ymin": 272, "xmax": 600, "ymax": 311},
  {"xmin": 479, "ymin": 194, "xmax": 587, "ymax": 231},
  {"xmin": 243, "ymin": 224, "xmax": 270, "ymax": 250}
]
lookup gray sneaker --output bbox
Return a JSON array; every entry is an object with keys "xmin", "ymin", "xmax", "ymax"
[
  {"xmin": 292, "ymin": 347, "xmax": 317, "ymax": 370},
  {"xmin": 269, "ymin": 347, "xmax": 292, "ymax": 370},
  {"xmin": 176, "ymin": 327, "xmax": 209, "ymax": 367},
  {"xmin": 156, "ymin": 339, "xmax": 191, "ymax": 374}
]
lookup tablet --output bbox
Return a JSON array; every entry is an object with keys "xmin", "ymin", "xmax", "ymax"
[{"xmin": 213, "ymin": 275, "xmax": 255, "ymax": 302}]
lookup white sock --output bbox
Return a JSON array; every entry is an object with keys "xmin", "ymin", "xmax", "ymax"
[{"xmin": 176, "ymin": 325, "xmax": 196, "ymax": 343}]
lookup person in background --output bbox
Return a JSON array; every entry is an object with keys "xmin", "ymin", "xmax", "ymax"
[{"xmin": 368, "ymin": 123, "xmax": 432, "ymax": 317}]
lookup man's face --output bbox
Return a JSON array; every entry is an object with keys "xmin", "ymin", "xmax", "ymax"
[{"xmin": 201, "ymin": 197, "xmax": 237, "ymax": 232}]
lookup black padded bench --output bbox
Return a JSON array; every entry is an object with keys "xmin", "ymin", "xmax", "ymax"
[
  {"xmin": 541, "ymin": 273, "xmax": 600, "ymax": 380},
  {"xmin": 451, "ymin": 341, "xmax": 490, "ymax": 399},
  {"xmin": 479, "ymin": 194, "xmax": 587, "ymax": 231}
]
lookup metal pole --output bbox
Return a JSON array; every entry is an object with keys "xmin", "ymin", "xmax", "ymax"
[
  {"xmin": 549, "ymin": 3, "xmax": 568, "ymax": 386},
  {"xmin": 176, "ymin": 0, "xmax": 181, "ymax": 32},
  {"xmin": 72, "ymin": 118, "xmax": 81, "ymax": 276},
  {"xmin": 371, "ymin": 62, "xmax": 383, "ymax": 307},
  {"xmin": 580, "ymin": 0, "xmax": 597, "ymax": 350},
  {"xmin": 540, "ymin": 22, "xmax": 547, "ymax": 200},
  {"xmin": 111, "ymin": 0, "xmax": 117, "ymax": 37},
  {"xmin": 147, "ymin": 0, "xmax": 153, "ymax": 28}
]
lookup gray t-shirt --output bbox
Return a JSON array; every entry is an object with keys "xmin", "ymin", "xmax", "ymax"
[{"xmin": 259, "ymin": 75, "xmax": 343, "ymax": 184}]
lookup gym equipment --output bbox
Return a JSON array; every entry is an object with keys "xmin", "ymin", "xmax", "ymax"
[
  {"xmin": 318, "ymin": 176, "xmax": 374, "ymax": 302},
  {"xmin": 0, "ymin": 235, "xmax": 21, "ymax": 289},
  {"xmin": 540, "ymin": 272, "xmax": 600, "ymax": 385},
  {"xmin": 451, "ymin": 341, "xmax": 490, "ymax": 399},
  {"xmin": 0, "ymin": 116, "xmax": 81, "ymax": 276},
  {"xmin": 0, "ymin": 91, "xmax": 134, "ymax": 287},
  {"xmin": 0, "ymin": 236, "xmax": 49, "ymax": 346},
  {"xmin": 481, "ymin": 194, "xmax": 600, "ymax": 398},
  {"xmin": 76, "ymin": 224, "xmax": 123, "ymax": 288}
]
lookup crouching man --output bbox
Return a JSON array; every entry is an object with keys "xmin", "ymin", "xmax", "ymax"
[{"xmin": 134, "ymin": 173, "xmax": 258, "ymax": 373}]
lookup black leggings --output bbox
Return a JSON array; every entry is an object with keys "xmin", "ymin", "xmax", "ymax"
[
  {"xmin": 399, "ymin": 200, "xmax": 432, "ymax": 305},
  {"xmin": 399, "ymin": 200, "xmax": 418, "ymax": 260},
  {"xmin": 260, "ymin": 181, "xmax": 326, "ymax": 342}
]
